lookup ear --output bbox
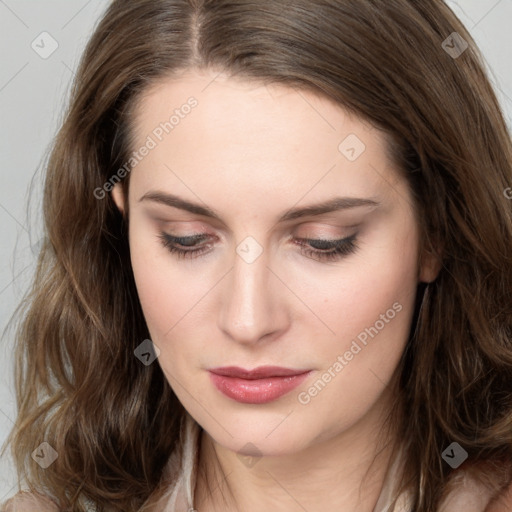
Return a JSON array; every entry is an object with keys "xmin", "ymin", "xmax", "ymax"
[
  {"xmin": 111, "ymin": 183, "xmax": 126, "ymax": 215},
  {"xmin": 418, "ymin": 244, "xmax": 443, "ymax": 283}
]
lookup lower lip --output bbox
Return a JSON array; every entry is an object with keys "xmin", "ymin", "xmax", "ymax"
[{"xmin": 209, "ymin": 371, "xmax": 311, "ymax": 404}]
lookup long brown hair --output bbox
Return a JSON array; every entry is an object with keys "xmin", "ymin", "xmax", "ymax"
[{"xmin": 2, "ymin": 1, "xmax": 512, "ymax": 510}]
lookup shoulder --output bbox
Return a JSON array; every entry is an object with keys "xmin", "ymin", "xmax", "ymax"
[
  {"xmin": 3, "ymin": 491, "xmax": 59, "ymax": 512},
  {"xmin": 438, "ymin": 461, "xmax": 512, "ymax": 512},
  {"xmin": 485, "ymin": 479, "xmax": 512, "ymax": 512}
]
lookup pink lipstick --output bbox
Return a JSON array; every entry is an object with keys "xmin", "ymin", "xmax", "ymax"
[{"xmin": 208, "ymin": 366, "xmax": 311, "ymax": 404}]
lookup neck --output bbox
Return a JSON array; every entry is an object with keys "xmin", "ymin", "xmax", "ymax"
[{"xmin": 194, "ymin": 386, "xmax": 403, "ymax": 512}]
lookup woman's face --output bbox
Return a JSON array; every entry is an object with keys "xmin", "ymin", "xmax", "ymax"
[{"xmin": 113, "ymin": 69, "xmax": 437, "ymax": 456}]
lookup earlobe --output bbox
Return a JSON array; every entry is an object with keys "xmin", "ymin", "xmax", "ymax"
[
  {"xmin": 419, "ymin": 247, "xmax": 443, "ymax": 283},
  {"xmin": 111, "ymin": 183, "xmax": 126, "ymax": 214}
]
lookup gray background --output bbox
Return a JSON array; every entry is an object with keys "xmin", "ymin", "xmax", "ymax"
[{"xmin": 0, "ymin": 0, "xmax": 511, "ymax": 502}]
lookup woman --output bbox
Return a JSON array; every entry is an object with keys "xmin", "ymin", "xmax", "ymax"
[{"xmin": 2, "ymin": 1, "xmax": 512, "ymax": 511}]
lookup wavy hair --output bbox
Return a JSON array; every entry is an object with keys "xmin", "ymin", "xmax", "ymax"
[{"xmin": 2, "ymin": 0, "xmax": 512, "ymax": 510}]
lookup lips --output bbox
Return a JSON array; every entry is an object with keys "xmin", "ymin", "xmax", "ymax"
[
  {"xmin": 210, "ymin": 365, "xmax": 309, "ymax": 379},
  {"xmin": 208, "ymin": 366, "xmax": 312, "ymax": 404}
]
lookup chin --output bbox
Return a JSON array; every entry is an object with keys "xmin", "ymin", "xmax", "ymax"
[{"xmin": 203, "ymin": 413, "xmax": 314, "ymax": 457}]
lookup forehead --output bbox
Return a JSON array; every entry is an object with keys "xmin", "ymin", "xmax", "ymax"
[
  {"xmin": 131, "ymin": 68, "xmax": 385, "ymax": 148},
  {"xmin": 128, "ymin": 69, "xmax": 402, "ymax": 207}
]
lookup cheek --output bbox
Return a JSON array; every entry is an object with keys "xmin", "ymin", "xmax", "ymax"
[
  {"xmin": 297, "ymin": 223, "xmax": 419, "ymax": 353},
  {"xmin": 128, "ymin": 216, "xmax": 226, "ymax": 385},
  {"xmin": 298, "ymin": 223, "xmax": 419, "ymax": 417},
  {"xmin": 128, "ymin": 219, "xmax": 200, "ymax": 342},
  {"xmin": 299, "ymin": 227, "xmax": 419, "ymax": 418}
]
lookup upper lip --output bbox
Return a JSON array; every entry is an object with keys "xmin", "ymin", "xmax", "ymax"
[{"xmin": 209, "ymin": 366, "xmax": 310, "ymax": 379}]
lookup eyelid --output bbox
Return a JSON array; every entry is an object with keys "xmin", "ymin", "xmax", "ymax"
[
  {"xmin": 170, "ymin": 233, "xmax": 209, "ymax": 244},
  {"xmin": 159, "ymin": 232, "xmax": 212, "ymax": 247},
  {"xmin": 294, "ymin": 233, "xmax": 356, "ymax": 246}
]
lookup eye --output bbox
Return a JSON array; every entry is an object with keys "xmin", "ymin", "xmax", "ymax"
[
  {"xmin": 157, "ymin": 232, "xmax": 359, "ymax": 262},
  {"xmin": 294, "ymin": 234, "xmax": 358, "ymax": 262},
  {"xmin": 157, "ymin": 233, "xmax": 213, "ymax": 259}
]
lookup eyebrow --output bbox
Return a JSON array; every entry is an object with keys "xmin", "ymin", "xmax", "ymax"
[{"xmin": 139, "ymin": 191, "xmax": 380, "ymax": 223}]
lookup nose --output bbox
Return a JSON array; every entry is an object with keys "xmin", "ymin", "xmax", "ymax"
[{"xmin": 217, "ymin": 244, "xmax": 288, "ymax": 345}]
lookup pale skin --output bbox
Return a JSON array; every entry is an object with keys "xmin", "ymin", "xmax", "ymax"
[
  {"xmin": 112, "ymin": 69, "xmax": 441, "ymax": 512},
  {"xmin": 5, "ymin": 69, "xmax": 512, "ymax": 512}
]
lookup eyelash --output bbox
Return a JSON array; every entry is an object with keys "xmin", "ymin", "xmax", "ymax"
[{"xmin": 157, "ymin": 232, "xmax": 358, "ymax": 262}]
